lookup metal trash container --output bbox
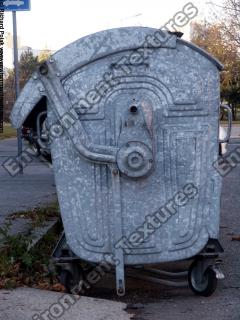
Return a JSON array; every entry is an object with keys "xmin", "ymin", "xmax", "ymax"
[{"xmin": 11, "ymin": 27, "xmax": 232, "ymax": 297}]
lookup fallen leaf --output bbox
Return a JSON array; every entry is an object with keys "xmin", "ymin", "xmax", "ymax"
[
  {"xmin": 52, "ymin": 283, "xmax": 65, "ymax": 292},
  {"xmin": 232, "ymin": 235, "xmax": 240, "ymax": 241}
]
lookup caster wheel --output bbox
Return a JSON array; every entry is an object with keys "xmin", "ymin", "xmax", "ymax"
[
  {"xmin": 188, "ymin": 260, "xmax": 217, "ymax": 297},
  {"xmin": 32, "ymin": 143, "xmax": 41, "ymax": 157},
  {"xmin": 59, "ymin": 270, "xmax": 77, "ymax": 293}
]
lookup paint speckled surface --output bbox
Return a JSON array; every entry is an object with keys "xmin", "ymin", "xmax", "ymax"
[{"xmin": 11, "ymin": 27, "xmax": 222, "ymax": 266}]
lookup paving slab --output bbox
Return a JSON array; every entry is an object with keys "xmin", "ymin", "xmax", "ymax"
[{"xmin": 0, "ymin": 288, "xmax": 131, "ymax": 320}]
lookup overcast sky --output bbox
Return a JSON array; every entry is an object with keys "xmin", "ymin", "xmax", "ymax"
[{"xmin": 3, "ymin": 0, "xmax": 221, "ymax": 49}]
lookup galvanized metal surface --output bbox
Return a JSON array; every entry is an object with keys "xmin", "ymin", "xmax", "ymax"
[{"xmin": 11, "ymin": 27, "xmax": 223, "ymax": 292}]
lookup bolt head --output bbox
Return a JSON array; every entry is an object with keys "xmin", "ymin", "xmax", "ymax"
[
  {"xmin": 39, "ymin": 63, "xmax": 49, "ymax": 76},
  {"xmin": 112, "ymin": 169, "xmax": 119, "ymax": 175}
]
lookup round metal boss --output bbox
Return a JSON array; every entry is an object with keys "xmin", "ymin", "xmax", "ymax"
[{"xmin": 117, "ymin": 141, "xmax": 153, "ymax": 178}]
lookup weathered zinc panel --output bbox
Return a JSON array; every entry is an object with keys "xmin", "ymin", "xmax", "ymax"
[
  {"xmin": 11, "ymin": 27, "xmax": 223, "ymax": 271},
  {"xmin": 43, "ymin": 28, "xmax": 222, "ymax": 265}
]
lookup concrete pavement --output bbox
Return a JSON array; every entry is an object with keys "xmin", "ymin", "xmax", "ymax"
[{"xmin": 0, "ymin": 288, "xmax": 131, "ymax": 320}]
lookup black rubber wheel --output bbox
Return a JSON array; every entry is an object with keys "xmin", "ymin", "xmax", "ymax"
[
  {"xmin": 59, "ymin": 270, "xmax": 75, "ymax": 293},
  {"xmin": 188, "ymin": 260, "xmax": 217, "ymax": 297}
]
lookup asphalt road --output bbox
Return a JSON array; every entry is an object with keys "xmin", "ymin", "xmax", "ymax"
[
  {"xmin": 223, "ymin": 124, "xmax": 240, "ymax": 139},
  {"xmin": 0, "ymin": 138, "xmax": 57, "ymax": 233}
]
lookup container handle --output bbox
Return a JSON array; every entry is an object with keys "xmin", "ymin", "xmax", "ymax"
[{"xmin": 219, "ymin": 105, "xmax": 232, "ymax": 143}]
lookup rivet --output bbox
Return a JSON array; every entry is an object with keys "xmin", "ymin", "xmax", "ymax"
[
  {"xmin": 39, "ymin": 62, "xmax": 49, "ymax": 76},
  {"xmin": 112, "ymin": 169, "xmax": 119, "ymax": 175}
]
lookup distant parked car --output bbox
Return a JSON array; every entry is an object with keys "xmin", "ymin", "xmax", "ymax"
[{"xmin": 21, "ymin": 96, "xmax": 52, "ymax": 162}]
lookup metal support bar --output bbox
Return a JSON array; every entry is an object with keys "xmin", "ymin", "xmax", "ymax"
[
  {"xmin": 141, "ymin": 267, "xmax": 188, "ymax": 278},
  {"xmin": 126, "ymin": 271, "xmax": 189, "ymax": 288},
  {"xmin": 36, "ymin": 111, "xmax": 49, "ymax": 149},
  {"xmin": 38, "ymin": 62, "xmax": 118, "ymax": 164},
  {"xmin": 110, "ymin": 165, "xmax": 125, "ymax": 296},
  {"xmin": 12, "ymin": 11, "xmax": 23, "ymax": 174}
]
